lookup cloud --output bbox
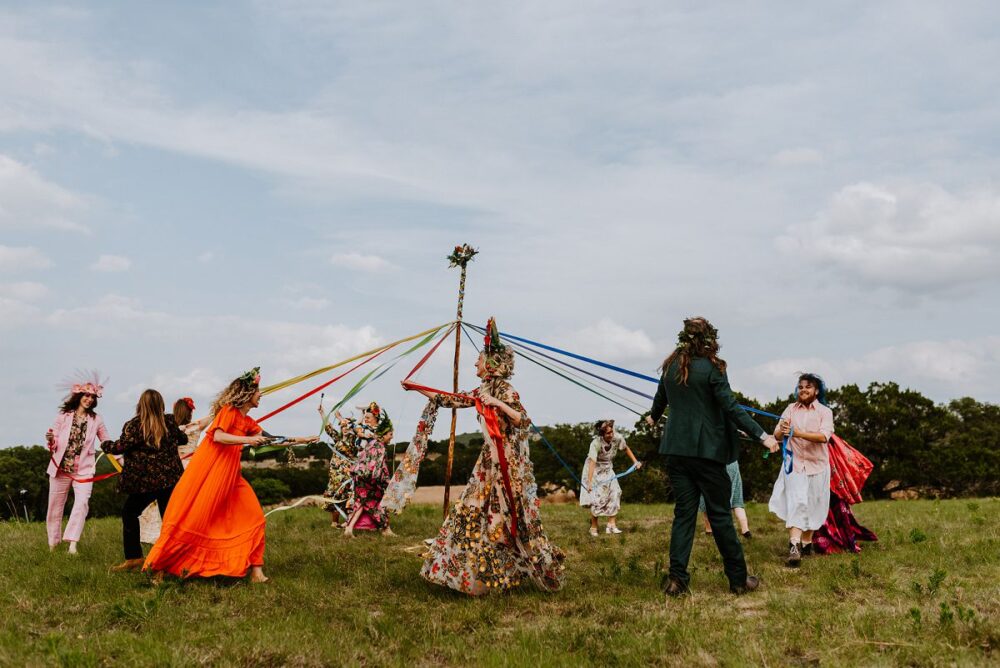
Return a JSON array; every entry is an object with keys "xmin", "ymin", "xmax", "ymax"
[
  {"xmin": 743, "ymin": 336, "xmax": 1000, "ymax": 403},
  {"xmin": 0, "ymin": 297, "xmax": 40, "ymax": 328},
  {"xmin": 0, "ymin": 245, "xmax": 52, "ymax": 272},
  {"xmin": 90, "ymin": 254, "xmax": 132, "ymax": 272},
  {"xmin": 330, "ymin": 252, "xmax": 392, "ymax": 272},
  {"xmin": 115, "ymin": 367, "xmax": 226, "ymax": 407},
  {"xmin": 0, "ymin": 281, "xmax": 48, "ymax": 301},
  {"xmin": 566, "ymin": 318, "xmax": 656, "ymax": 361},
  {"xmin": 197, "ymin": 251, "xmax": 214, "ymax": 263},
  {"xmin": 288, "ymin": 296, "xmax": 330, "ymax": 310},
  {"xmin": 0, "ymin": 154, "xmax": 89, "ymax": 232},
  {"xmin": 769, "ymin": 147, "xmax": 823, "ymax": 167},
  {"xmin": 778, "ymin": 182, "xmax": 1000, "ymax": 292}
]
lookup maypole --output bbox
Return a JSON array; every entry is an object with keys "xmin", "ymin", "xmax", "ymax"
[{"xmin": 443, "ymin": 243, "xmax": 478, "ymax": 517}]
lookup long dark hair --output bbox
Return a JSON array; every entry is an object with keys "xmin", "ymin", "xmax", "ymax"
[
  {"xmin": 137, "ymin": 389, "xmax": 168, "ymax": 448},
  {"xmin": 60, "ymin": 392, "xmax": 98, "ymax": 416},
  {"xmin": 660, "ymin": 317, "xmax": 727, "ymax": 386}
]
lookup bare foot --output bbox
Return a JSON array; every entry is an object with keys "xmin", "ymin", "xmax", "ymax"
[
  {"xmin": 150, "ymin": 571, "xmax": 165, "ymax": 586},
  {"xmin": 110, "ymin": 558, "xmax": 145, "ymax": 572},
  {"xmin": 343, "ymin": 526, "xmax": 354, "ymax": 538},
  {"xmin": 67, "ymin": 541, "xmax": 78, "ymax": 555},
  {"xmin": 381, "ymin": 527, "xmax": 396, "ymax": 537},
  {"xmin": 250, "ymin": 566, "xmax": 269, "ymax": 584}
]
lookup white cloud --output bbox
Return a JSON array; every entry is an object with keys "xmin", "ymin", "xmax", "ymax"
[
  {"xmin": 115, "ymin": 368, "xmax": 225, "ymax": 408},
  {"xmin": 90, "ymin": 254, "xmax": 132, "ymax": 272},
  {"xmin": 0, "ymin": 281, "xmax": 48, "ymax": 301},
  {"xmin": 330, "ymin": 252, "xmax": 391, "ymax": 272},
  {"xmin": 0, "ymin": 245, "xmax": 52, "ymax": 272},
  {"xmin": 288, "ymin": 296, "xmax": 330, "ymax": 310},
  {"xmin": 0, "ymin": 297, "xmax": 40, "ymax": 328},
  {"xmin": 197, "ymin": 251, "xmax": 214, "ymax": 263},
  {"xmin": 48, "ymin": 294, "xmax": 170, "ymax": 331},
  {"xmin": 566, "ymin": 318, "xmax": 656, "ymax": 360},
  {"xmin": 0, "ymin": 154, "xmax": 89, "ymax": 232},
  {"xmin": 770, "ymin": 147, "xmax": 823, "ymax": 167},
  {"xmin": 778, "ymin": 182, "xmax": 1000, "ymax": 291},
  {"xmin": 743, "ymin": 337, "xmax": 1000, "ymax": 403}
]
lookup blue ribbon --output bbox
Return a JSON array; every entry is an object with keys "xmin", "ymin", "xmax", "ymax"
[{"xmin": 489, "ymin": 327, "xmax": 783, "ymax": 421}]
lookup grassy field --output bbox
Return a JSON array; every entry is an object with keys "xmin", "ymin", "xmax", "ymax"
[{"xmin": 1, "ymin": 499, "xmax": 998, "ymax": 667}]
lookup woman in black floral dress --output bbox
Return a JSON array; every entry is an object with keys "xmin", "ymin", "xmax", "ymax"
[{"xmin": 102, "ymin": 389, "xmax": 187, "ymax": 571}]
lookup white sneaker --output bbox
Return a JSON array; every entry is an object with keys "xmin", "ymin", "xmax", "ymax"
[{"xmin": 606, "ymin": 526, "xmax": 623, "ymax": 534}]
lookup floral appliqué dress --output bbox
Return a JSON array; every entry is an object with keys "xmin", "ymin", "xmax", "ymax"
[
  {"xmin": 421, "ymin": 379, "xmax": 565, "ymax": 595},
  {"xmin": 579, "ymin": 433, "xmax": 626, "ymax": 517},
  {"xmin": 347, "ymin": 420, "xmax": 391, "ymax": 531},
  {"xmin": 322, "ymin": 421, "xmax": 356, "ymax": 516}
]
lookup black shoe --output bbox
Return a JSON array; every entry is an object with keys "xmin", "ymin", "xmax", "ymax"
[
  {"xmin": 742, "ymin": 531, "xmax": 752, "ymax": 540},
  {"xmin": 787, "ymin": 542, "xmax": 802, "ymax": 567},
  {"xmin": 663, "ymin": 577, "xmax": 690, "ymax": 597},
  {"xmin": 731, "ymin": 576, "xmax": 760, "ymax": 595},
  {"xmin": 801, "ymin": 542, "xmax": 813, "ymax": 556}
]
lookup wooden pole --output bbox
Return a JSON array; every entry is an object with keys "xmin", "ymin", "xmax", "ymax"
[{"xmin": 443, "ymin": 245, "xmax": 476, "ymax": 517}]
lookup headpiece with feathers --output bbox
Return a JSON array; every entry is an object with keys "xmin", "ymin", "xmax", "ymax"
[{"xmin": 60, "ymin": 369, "xmax": 107, "ymax": 398}]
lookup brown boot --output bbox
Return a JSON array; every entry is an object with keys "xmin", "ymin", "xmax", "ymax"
[{"xmin": 110, "ymin": 558, "xmax": 145, "ymax": 572}]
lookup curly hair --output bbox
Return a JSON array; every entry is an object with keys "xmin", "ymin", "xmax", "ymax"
[
  {"xmin": 660, "ymin": 316, "xmax": 727, "ymax": 386},
  {"xmin": 210, "ymin": 376, "xmax": 259, "ymax": 416},
  {"xmin": 59, "ymin": 392, "xmax": 98, "ymax": 416},
  {"xmin": 482, "ymin": 347, "xmax": 515, "ymax": 380}
]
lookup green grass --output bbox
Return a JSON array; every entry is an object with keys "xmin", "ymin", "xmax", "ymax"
[{"xmin": 2, "ymin": 499, "xmax": 998, "ymax": 666}]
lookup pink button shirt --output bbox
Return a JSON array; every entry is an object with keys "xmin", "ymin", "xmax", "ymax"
[{"xmin": 779, "ymin": 401, "xmax": 834, "ymax": 475}]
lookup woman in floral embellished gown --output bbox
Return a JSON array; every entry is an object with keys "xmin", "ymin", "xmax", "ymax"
[
  {"xmin": 318, "ymin": 403, "xmax": 357, "ymax": 527},
  {"xmin": 401, "ymin": 318, "xmax": 565, "ymax": 595},
  {"xmin": 341, "ymin": 402, "xmax": 394, "ymax": 537}
]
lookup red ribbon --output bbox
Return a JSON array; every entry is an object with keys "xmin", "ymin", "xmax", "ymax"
[
  {"xmin": 48, "ymin": 456, "xmax": 119, "ymax": 484},
  {"xmin": 400, "ymin": 326, "xmax": 520, "ymax": 541}
]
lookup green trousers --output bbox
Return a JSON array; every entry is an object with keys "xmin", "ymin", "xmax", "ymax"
[{"xmin": 666, "ymin": 455, "xmax": 747, "ymax": 589}]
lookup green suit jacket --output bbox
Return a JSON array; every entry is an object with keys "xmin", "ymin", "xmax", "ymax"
[{"xmin": 649, "ymin": 357, "xmax": 765, "ymax": 464}]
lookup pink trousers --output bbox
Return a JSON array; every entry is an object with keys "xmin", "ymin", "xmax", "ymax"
[{"xmin": 47, "ymin": 475, "xmax": 93, "ymax": 546}]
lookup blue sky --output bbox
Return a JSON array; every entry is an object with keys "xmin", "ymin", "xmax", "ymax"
[{"xmin": 2, "ymin": 2, "xmax": 999, "ymax": 447}]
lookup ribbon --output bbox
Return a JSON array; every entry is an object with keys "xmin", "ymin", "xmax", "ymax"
[
  {"xmin": 399, "ymin": 327, "xmax": 521, "ymax": 541},
  {"xmin": 260, "ymin": 323, "xmax": 451, "ymax": 395},
  {"xmin": 49, "ymin": 455, "xmax": 119, "ymax": 484}
]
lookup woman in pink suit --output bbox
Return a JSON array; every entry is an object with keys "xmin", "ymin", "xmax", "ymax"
[{"xmin": 45, "ymin": 373, "xmax": 110, "ymax": 554}]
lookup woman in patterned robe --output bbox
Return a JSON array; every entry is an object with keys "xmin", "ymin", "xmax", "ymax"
[
  {"xmin": 319, "ymin": 406, "xmax": 357, "ymax": 527},
  {"xmin": 401, "ymin": 319, "xmax": 565, "ymax": 595}
]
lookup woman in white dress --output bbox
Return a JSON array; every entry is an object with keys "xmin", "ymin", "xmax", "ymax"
[{"xmin": 579, "ymin": 420, "xmax": 642, "ymax": 536}]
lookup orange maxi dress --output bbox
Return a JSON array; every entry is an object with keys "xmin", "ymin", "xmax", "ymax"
[{"xmin": 144, "ymin": 405, "xmax": 265, "ymax": 577}]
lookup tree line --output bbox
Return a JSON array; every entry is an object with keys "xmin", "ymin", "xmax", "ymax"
[{"xmin": 2, "ymin": 381, "xmax": 997, "ymax": 520}]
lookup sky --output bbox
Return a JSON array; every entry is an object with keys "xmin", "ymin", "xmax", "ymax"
[{"xmin": 2, "ymin": 2, "xmax": 999, "ymax": 447}]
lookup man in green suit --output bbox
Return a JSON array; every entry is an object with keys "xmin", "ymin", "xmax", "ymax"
[{"xmin": 647, "ymin": 317, "xmax": 778, "ymax": 596}]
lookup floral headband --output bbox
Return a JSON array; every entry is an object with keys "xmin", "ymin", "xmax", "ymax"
[
  {"xmin": 239, "ymin": 367, "xmax": 261, "ymax": 386},
  {"xmin": 483, "ymin": 317, "xmax": 506, "ymax": 355},
  {"xmin": 675, "ymin": 322, "xmax": 718, "ymax": 351},
  {"xmin": 71, "ymin": 382, "xmax": 103, "ymax": 398},
  {"xmin": 182, "ymin": 397, "xmax": 196, "ymax": 411},
  {"xmin": 63, "ymin": 370, "xmax": 106, "ymax": 398}
]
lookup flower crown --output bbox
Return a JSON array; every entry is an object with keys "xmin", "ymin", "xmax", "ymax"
[
  {"xmin": 62, "ymin": 369, "xmax": 106, "ymax": 398},
  {"xmin": 675, "ymin": 323, "xmax": 718, "ymax": 351},
  {"xmin": 239, "ymin": 367, "xmax": 261, "ymax": 386},
  {"xmin": 483, "ymin": 317, "xmax": 506, "ymax": 354}
]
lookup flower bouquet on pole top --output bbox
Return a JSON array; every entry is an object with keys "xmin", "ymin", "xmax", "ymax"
[{"xmin": 446, "ymin": 243, "xmax": 478, "ymax": 268}]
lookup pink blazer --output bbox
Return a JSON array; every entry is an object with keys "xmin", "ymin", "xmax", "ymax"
[{"xmin": 47, "ymin": 412, "xmax": 110, "ymax": 479}]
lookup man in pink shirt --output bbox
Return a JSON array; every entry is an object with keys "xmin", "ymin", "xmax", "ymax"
[{"xmin": 768, "ymin": 373, "xmax": 834, "ymax": 567}]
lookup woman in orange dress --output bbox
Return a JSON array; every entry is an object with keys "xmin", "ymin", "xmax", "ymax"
[{"xmin": 143, "ymin": 367, "xmax": 314, "ymax": 583}]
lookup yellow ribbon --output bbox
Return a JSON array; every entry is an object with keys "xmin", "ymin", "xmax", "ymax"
[{"xmin": 260, "ymin": 322, "xmax": 453, "ymax": 395}]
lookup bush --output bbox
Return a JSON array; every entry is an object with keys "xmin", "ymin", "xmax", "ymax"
[{"xmin": 249, "ymin": 478, "xmax": 292, "ymax": 505}]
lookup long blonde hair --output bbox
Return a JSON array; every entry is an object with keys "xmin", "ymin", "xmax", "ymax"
[
  {"xmin": 137, "ymin": 389, "xmax": 168, "ymax": 448},
  {"xmin": 210, "ymin": 376, "xmax": 258, "ymax": 416}
]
